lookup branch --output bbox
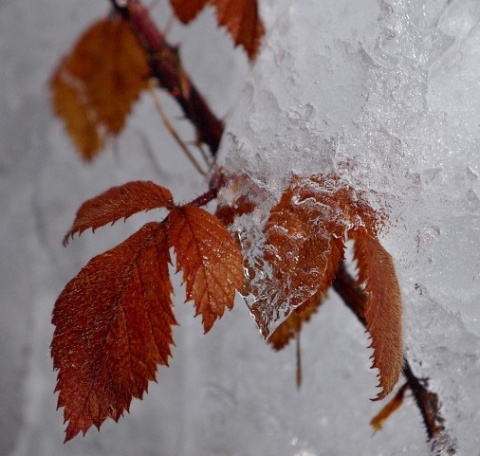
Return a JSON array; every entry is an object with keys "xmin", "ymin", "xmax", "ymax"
[
  {"xmin": 110, "ymin": 0, "xmax": 224, "ymax": 157},
  {"xmin": 186, "ymin": 171, "xmax": 225, "ymax": 208},
  {"xmin": 333, "ymin": 263, "xmax": 456, "ymax": 453}
]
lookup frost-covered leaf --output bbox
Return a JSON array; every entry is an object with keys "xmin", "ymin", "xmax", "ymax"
[
  {"xmin": 63, "ymin": 181, "xmax": 174, "ymax": 244},
  {"xmin": 215, "ymin": 173, "xmax": 258, "ymax": 227},
  {"xmin": 170, "ymin": 0, "xmax": 265, "ymax": 60},
  {"xmin": 50, "ymin": 16, "xmax": 150, "ymax": 160},
  {"xmin": 247, "ymin": 176, "xmax": 345, "ymax": 334},
  {"xmin": 51, "ymin": 223, "xmax": 176, "ymax": 441},
  {"xmin": 228, "ymin": 173, "xmax": 402, "ymax": 397},
  {"xmin": 168, "ymin": 206, "xmax": 244, "ymax": 332},
  {"xmin": 353, "ymin": 228, "xmax": 403, "ymax": 400},
  {"xmin": 269, "ymin": 296, "xmax": 323, "ymax": 351},
  {"xmin": 215, "ymin": 193, "xmax": 256, "ymax": 227}
]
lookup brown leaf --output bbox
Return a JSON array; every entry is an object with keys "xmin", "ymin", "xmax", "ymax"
[
  {"xmin": 268, "ymin": 296, "xmax": 323, "ymax": 351},
  {"xmin": 370, "ymin": 382, "xmax": 408, "ymax": 432},
  {"xmin": 352, "ymin": 228, "xmax": 403, "ymax": 400},
  {"xmin": 255, "ymin": 178, "xmax": 345, "ymax": 321},
  {"xmin": 170, "ymin": 0, "xmax": 265, "ymax": 60},
  {"xmin": 170, "ymin": 0, "xmax": 207, "ymax": 23},
  {"xmin": 215, "ymin": 194, "xmax": 256, "ymax": 227},
  {"xmin": 215, "ymin": 172, "xmax": 259, "ymax": 227},
  {"xmin": 168, "ymin": 206, "xmax": 244, "ymax": 332},
  {"xmin": 50, "ymin": 16, "xmax": 150, "ymax": 160},
  {"xmin": 212, "ymin": 0, "xmax": 265, "ymax": 60},
  {"xmin": 64, "ymin": 181, "xmax": 174, "ymax": 245},
  {"xmin": 51, "ymin": 223, "xmax": 176, "ymax": 441}
]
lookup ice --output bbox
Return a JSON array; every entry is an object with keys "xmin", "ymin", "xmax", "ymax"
[
  {"xmin": 3, "ymin": 0, "xmax": 480, "ymax": 454},
  {"xmin": 217, "ymin": 0, "xmax": 480, "ymax": 453}
]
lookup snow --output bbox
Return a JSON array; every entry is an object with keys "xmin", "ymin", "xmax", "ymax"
[{"xmin": 2, "ymin": 0, "xmax": 480, "ymax": 455}]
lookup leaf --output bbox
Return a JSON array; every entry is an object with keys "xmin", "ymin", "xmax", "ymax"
[
  {"xmin": 169, "ymin": 0, "xmax": 207, "ymax": 22},
  {"xmin": 256, "ymin": 179, "xmax": 345, "ymax": 321},
  {"xmin": 50, "ymin": 16, "xmax": 150, "ymax": 160},
  {"xmin": 64, "ymin": 181, "xmax": 174, "ymax": 244},
  {"xmin": 352, "ymin": 228, "xmax": 403, "ymax": 400},
  {"xmin": 268, "ymin": 296, "xmax": 323, "ymax": 351},
  {"xmin": 215, "ymin": 173, "xmax": 258, "ymax": 227},
  {"xmin": 170, "ymin": 0, "xmax": 265, "ymax": 60},
  {"xmin": 233, "ymin": 173, "xmax": 402, "ymax": 395},
  {"xmin": 51, "ymin": 222, "xmax": 176, "ymax": 441},
  {"xmin": 168, "ymin": 206, "xmax": 244, "ymax": 332},
  {"xmin": 370, "ymin": 382, "xmax": 408, "ymax": 432},
  {"xmin": 215, "ymin": 194, "xmax": 256, "ymax": 227}
]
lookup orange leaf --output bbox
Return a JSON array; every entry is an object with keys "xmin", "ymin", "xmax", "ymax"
[
  {"xmin": 170, "ymin": 0, "xmax": 207, "ymax": 22},
  {"xmin": 50, "ymin": 16, "xmax": 150, "ymax": 160},
  {"xmin": 352, "ymin": 228, "xmax": 403, "ymax": 400},
  {"xmin": 215, "ymin": 172, "xmax": 258, "ymax": 227},
  {"xmin": 215, "ymin": 194, "xmax": 256, "ymax": 227},
  {"xmin": 269, "ymin": 296, "xmax": 323, "ymax": 351},
  {"xmin": 51, "ymin": 223, "xmax": 176, "ymax": 441},
  {"xmin": 168, "ymin": 206, "xmax": 244, "ymax": 332},
  {"xmin": 170, "ymin": 0, "xmax": 265, "ymax": 60},
  {"xmin": 370, "ymin": 382, "xmax": 408, "ymax": 432},
  {"xmin": 248, "ymin": 178, "xmax": 345, "ymax": 335},
  {"xmin": 64, "ymin": 181, "xmax": 174, "ymax": 244}
]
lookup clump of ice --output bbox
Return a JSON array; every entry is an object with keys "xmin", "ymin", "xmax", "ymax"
[
  {"xmin": 218, "ymin": 0, "xmax": 385, "ymax": 334},
  {"xmin": 218, "ymin": 0, "xmax": 480, "ymax": 452}
]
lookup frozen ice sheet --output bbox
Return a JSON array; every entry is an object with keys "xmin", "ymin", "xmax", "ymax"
[{"xmin": 218, "ymin": 0, "xmax": 480, "ymax": 453}]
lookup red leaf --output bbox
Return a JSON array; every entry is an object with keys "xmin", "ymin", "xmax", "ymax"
[
  {"xmin": 352, "ymin": 228, "xmax": 403, "ymax": 400},
  {"xmin": 168, "ymin": 206, "xmax": 244, "ymax": 332},
  {"xmin": 50, "ymin": 16, "xmax": 150, "ymax": 160},
  {"xmin": 64, "ymin": 181, "xmax": 174, "ymax": 244},
  {"xmin": 51, "ymin": 222, "xmax": 176, "ymax": 441},
  {"xmin": 212, "ymin": 0, "xmax": 265, "ymax": 60},
  {"xmin": 170, "ymin": 0, "xmax": 265, "ymax": 60}
]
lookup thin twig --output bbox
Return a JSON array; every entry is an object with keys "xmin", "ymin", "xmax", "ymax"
[
  {"xmin": 193, "ymin": 139, "xmax": 214, "ymax": 170},
  {"xmin": 296, "ymin": 332, "xmax": 302, "ymax": 388},
  {"xmin": 148, "ymin": 82, "xmax": 208, "ymax": 176},
  {"xmin": 162, "ymin": 11, "xmax": 175, "ymax": 38}
]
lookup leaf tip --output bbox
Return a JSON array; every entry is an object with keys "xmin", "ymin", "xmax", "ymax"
[
  {"xmin": 64, "ymin": 424, "xmax": 79, "ymax": 443},
  {"xmin": 62, "ymin": 233, "xmax": 73, "ymax": 247},
  {"xmin": 370, "ymin": 382, "xmax": 408, "ymax": 431}
]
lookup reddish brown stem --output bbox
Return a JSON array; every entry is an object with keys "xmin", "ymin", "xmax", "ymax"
[
  {"xmin": 110, "ymin": 0, "xmax": 224, "ymax": 156},
  {"xmin": 333, "ymin": 263, "xmax": 455, "ymax": 452},
  {"xmin": 183, "ymin": 171, "xmax": 226, "ymax": 208}
]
